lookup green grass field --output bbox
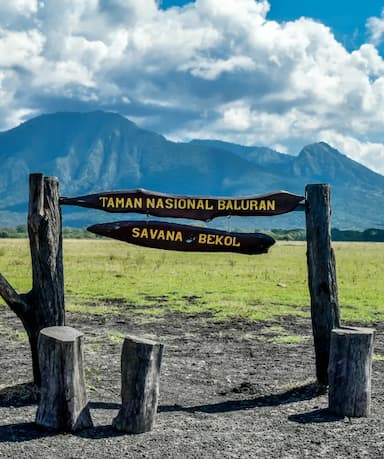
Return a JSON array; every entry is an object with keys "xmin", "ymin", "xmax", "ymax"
[{"xmin": 0, "ymin": 239, "xmax": 383, "ymax": 323}]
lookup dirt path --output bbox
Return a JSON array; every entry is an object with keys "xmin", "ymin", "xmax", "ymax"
[{"xmin": 1, "ymin": 307, "xmax": 384, "ymax": 458}]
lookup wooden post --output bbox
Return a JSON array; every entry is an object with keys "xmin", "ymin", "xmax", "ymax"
[
  {"xmin": 328, "ymin": 327, "xmax": 374, "ymax": 417},
  {"xmin": 305, "ymin": 184, "xmax": 340, "ymax": 386},
  {"xmin": 112, "ymin": 335, "xmax": 164, "ymax": 434},
  {"xmin": 0, "ymin": 173, "xmax": 65, "ymax": 386},
  {"xmin": 35, "ymin": 326, "xmax": 93, "ymax": 431}
]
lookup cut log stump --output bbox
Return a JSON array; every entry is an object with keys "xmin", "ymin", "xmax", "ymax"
[
  {"xmin": 113, "ymin": 335, "xmax": 164, "ymax": 434},
  {"xmin": 328, "ymin": 327, "xmax": 375, "ymax": 417},
  {"xmin": 35, "ymin": 326, "xmax": 93, "ymax": 431}
]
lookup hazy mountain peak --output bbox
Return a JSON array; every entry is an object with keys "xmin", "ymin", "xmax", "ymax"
[
  {"xmin": 298, "ymin": 141, "xmax": 345, "ymax": 159},
  {"xmin": 189, "ymin": 138, "xmax": 292, "ymax": 171},
  {"xmin": 293, "ymin": 141, "xmax": 383, "ymax": 190},
  {"xmin": 0, "ymin": 111, "xmax": 383, "ymax": 229}
]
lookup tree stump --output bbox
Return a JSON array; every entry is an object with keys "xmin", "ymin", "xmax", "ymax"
[
  {"xmin": 35, "ymin": 326, "xmax": 93, "ymax": 431},
  {"xmin": 328, "ymin": 327, "xmax": 375, "ymax": 417},
  {"xmin": 113, "ymin": 335, "xmax": 164, "ymax": 434},
  {"xmin": 305, "ymin": 184, "xmax": 340, "ymax": 385}
]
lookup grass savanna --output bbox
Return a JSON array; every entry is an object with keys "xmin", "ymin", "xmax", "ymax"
[
  {"xmin": 0, "ymin": 239, "xmax": 383, "ymax": 324},
  {"xmin": 1, "ymin": 238, "xmax": 384, "ymax": 458}
]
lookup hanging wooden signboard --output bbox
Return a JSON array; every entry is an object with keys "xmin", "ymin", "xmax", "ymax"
[
  {"xmin": 87, "ymin": 221, "xmax": 276, "ymax": 255},
  {"xmin": 61, "ymin": 189, "xmax": 304, "ymax": 221}
]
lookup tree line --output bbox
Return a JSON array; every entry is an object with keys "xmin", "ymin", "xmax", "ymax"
[
  {"xmin": 265, "ymin": 228, "xmax": 384, "ymax": 242},
  {"xmin": 1, "ymin": 225, "xmax": 383, "ymax": 241}
]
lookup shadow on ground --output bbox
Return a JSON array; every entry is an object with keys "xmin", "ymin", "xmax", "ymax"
[
  {"xmin": 0, "ymin": 382, "xmax": 38, "ymax": 408},
  {"xmin": 0, "ymin": 382, "xmax": 340, "ymax": 443},
  {"xmin": 288, "ymin": 408, "xmax": 344, "ymax": 424},
  {"xmin": 160, "ymin": 382, "xmax": 326, "ymax": 414}
]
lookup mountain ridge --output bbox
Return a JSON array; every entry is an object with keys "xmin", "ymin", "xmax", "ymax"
[{"xmin": 0, "ymin": 111, "xmax": 383, "ymax": 230}]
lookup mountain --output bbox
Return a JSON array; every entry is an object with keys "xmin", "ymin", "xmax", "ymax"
[
  {"xmin": 0, "ymin": 111, "xmax": 383, "ymax": 230},
  {"xmin": 190, "ymin": 139, "xmax": 292, "ymax": 171}
]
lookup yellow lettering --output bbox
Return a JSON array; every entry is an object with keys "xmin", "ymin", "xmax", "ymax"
[
  {"xmin": 207, "ymin": 234, "xmax": 216, "ymax": 244},
  {"xmin": 206, "ymin": 200, "xmax": 214, "ymax": 210},
  {"xmin": 215, "ymin": 235, "xmax": 224, "ymax": 245},
  {"xmin": 198, "ymin": 234, "xmax": 207, "ymax": 244},
  {"xmin": 132, "ymin": 227, "xmax": 140, "ymax": 238},
  {"xmin": 107, "ymin": 197, "xmax": 115, "ymax": 208},
  {"xmin": 166, "ymin": 230, "xmax": 175, "ymax": 241},
  {"xmin": 267, "ymin": 200, "xmax": 275, "ymax": 211},
  {"xmin": 250, "ymin": 200, "xmax": 258, "ymax": 211},
  {"xmin": 156, "ymin": 198, "xmax": 164, "ymax": 208},
  {"xmin": 241, "ymin": 200, "xmax": 250, "ymax": 211},
  {"xmin": 165, "ymin": 198, "xmax": 174, "ymax": 209},
  {"xmin": 146, "ymin": 198, "xmax": 156, "ymax": 209},
  {"xmin": 224, "ymin": 236, "xmax": 232, "ymax": 246},
  {"xmin": 234, "ymin": 200, "xmax": 241, "ymax": 211},
  {"xmin": 196, "ymin": 199, "xmax": 204, "ymax": 210},
  {"xmin": 196, "ymin": 232, "xmax": 241, "ymax": 247},
  {"xmin": 99, "ymin": 196, "xmax": 108, "ymax": 207},
  {"xmin": 218, "ymin": 200, "xmax": 226, "ymax": 210},
  {"xmin": 232, "ymin": 237, "xmax": 240, "ymax": 247},
  {"xmin": 141, "ymin": 228, "xmax": 148, "ymax": 238},
  {"xmin": 186, "ymin": 199, "xmax": 196, "ymax": 209},
  {"xmin": 259, "ymin": 200, "xmax": 266, "ymax": 211},
  {"xmin": 134, "ymin": 197, "xmax": 143, "ymax": 208},
  {"xmin": 175, "ymin": 231, "xmax": 183, "ymax": 242},
  {"xmin": 178, "ymin": 199, "xmax": 186, "ymax": 210},
  {"xmin": 115, "ymin": 197, "xmax": 124, "ymax": 207},
  {"xmin": 125, "ymin": 198, "xmax": 132, "ymax": 208}
]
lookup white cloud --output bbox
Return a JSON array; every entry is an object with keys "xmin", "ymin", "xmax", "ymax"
[
  {"xmin": 319, "ymin": 130, "xmax": 384, "ymax": 175},
  {"xmin": 180, "ymin": 55, "xmax": 256, "ymax": 80},
  {"xmin": 0, "ymin": 0, "xmax": 38, "ymax": 18},
  {"xmin": 36, "ymin": 60, "xmax": 96, "ymax": 87},
  {"xmin": 351, "ymin": 44, "xmax": 384, "ymax": 76},
  {"xmin": 0, "ymin": 0, "xmax": 383, "ymax": 174},
  {"xmin": 0, "ymin": 29, "xmax": 45, "ymax": 68},
  {"xmin": 221, "ymin": 102, "xmax": 252, "ymax": 130},
  {"xmin": 367, "ymin": 9, "xmax": 384, "ymax": 46}
]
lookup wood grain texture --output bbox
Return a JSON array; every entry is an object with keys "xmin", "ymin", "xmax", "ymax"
[
  {"xmin": 305, "ymin": 184, "xmax": 340, "ymax": 385},
  {"xmin": 27, "ymin": 175, "xmax": 65, "ymax": 384},
  {"xmin": 35, "ymin": 326, "xmax": 93, "ymax": 431},
  {"xmin": 328, "ymin": 327, "xmax": 374, "ymax": 417},
  {"xmin": 113, "ymin": 335, "xmax": 164, "ymax": 434},
  {"xmin": 0, "ymin": 174, "xmax": 65, "ymax": 386},
  {"xmin": 0, "ymin": 273, "xmax": 27, "ymax": 313}
]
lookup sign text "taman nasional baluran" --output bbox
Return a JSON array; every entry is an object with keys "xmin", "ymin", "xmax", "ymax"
[{"xmin": 61, "ymin": 189, "xmax": 304, "ymax": 221}]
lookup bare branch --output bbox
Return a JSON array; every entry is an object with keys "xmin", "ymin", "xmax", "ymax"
[{"xmin": 0, "ymin": 273, "xmax": 28, "ymax": 313}]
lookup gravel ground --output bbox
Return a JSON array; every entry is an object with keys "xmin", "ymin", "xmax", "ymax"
[{"xmin": 1, "ymin": 305, "xmax": 384, "ymax": 458}]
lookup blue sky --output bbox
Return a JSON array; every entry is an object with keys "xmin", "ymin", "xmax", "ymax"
[{"xmin": 0, "ymin": 0, "xmax": 384, "ymax": 174}]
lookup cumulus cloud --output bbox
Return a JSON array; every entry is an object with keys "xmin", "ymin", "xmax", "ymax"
[
  {"xmin": 319, "ymin": 130, "xmax": 384, "ymax": 175},
  {"xmin": 0, "ymin": 0, "xmax": 38, "ymax": 18},
  {"xmin": 0, "ymin": 29, "xmax": 45, "ymax": 68},
  {"xmin": 0, "ymin": 0, "xmax": 383, "ymax": 174}
]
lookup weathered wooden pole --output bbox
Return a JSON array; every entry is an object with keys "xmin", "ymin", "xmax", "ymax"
[
  {"xmin": 113, "ymin": 335, "xmax": 164, "ymax": 434},
  {"xmin": 328, "ymin": 327, "xmax": 374, "ymax": 417},
  {"xmin": 305, "ymin": 184, "xmax": 340, "ymax": 386},
  {"xmin": 36, "ymin": 326, "xmax": 93, "ymax": 431},
  {"xmin": 0, "ymin": 173, "xmax": 65, "ymax": 386}
]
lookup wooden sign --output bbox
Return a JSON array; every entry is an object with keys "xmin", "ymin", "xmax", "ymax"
[
  {"xmin": 61, "ymin": 189, "xmax": 304, "ymax": 221},
  {"xmin": 87, "ymin": 221, "xmax": 276, "ymax": 255}
]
